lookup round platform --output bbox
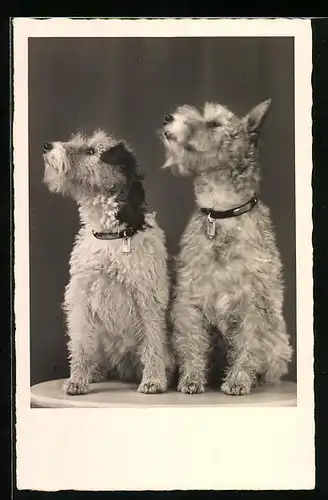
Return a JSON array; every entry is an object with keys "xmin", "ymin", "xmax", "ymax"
[{"xmin": 30, "ymin": 379, "xmax": 297, "ymax": 408}]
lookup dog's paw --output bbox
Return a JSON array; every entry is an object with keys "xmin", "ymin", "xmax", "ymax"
[
  {"xmin": 178, "ymin": 379, "xmax": 205, "ymax": 394},
  {"xmin": 138, "ymin": 380, "xmax": 167, "ymax": 394},
  {"xmin": 221, "ymin": 372, "xmax": 252, "ymax": 396},
  {"xmin": 64, "ymin": 379, "xmax": 89, "ymax": 396}
]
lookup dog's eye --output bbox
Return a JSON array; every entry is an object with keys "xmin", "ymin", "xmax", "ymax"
[
  {"xmin": 207, "ymin": 120, "xmax": 221, "ymax": 128},
  {"xmin": 86, "ymin": 147, "xmax": 96, "ymax": 155}
]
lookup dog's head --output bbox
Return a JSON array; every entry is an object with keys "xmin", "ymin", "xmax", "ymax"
[
  {"xmin": 43, "ymin": 129, "xmax": 144, "ymax": 197},
  {"xmin": 159, "ymin": 100, "xmax": 272, "ymax": 184},
  {"xmin": 43, "ymin": 129, "xmax": 147, "ymax": 228}
]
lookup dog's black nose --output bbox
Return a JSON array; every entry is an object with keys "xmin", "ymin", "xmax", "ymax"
[
  {"xmin": 164, "ymin": 114, "xmax": 174, "ymax": 125},
  {"xmin": 43, "ymin": 142, "xmax": 53, "ymax": 153}
]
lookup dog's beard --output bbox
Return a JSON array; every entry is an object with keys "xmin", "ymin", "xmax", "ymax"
[
  {"xmin": 162, "ymin": 150, "xmax": 181, "ymax": 174},
  {"xmin": 162, "ymin": 136, "xmax": 182, "ymax": 167},
  {"xmin": 44, "ymin": 144, "xmax": 70, "ymax": 173},
  {"xmin": 162, "ymin": 139, "xmax": 197, "ymax": 176},
  {"xmin": 43, "ymin": 144, "xmax": 71, "ymax": 193}
]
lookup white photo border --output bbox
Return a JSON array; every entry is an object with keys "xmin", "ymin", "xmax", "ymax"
[{"xmin": 14, "ymin": 18, "xmax": 314, "ymax": 491}]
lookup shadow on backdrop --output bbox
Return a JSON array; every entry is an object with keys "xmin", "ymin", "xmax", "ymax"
[{"xmin": 28, "ymin": 37, "xmax": 296, "ymax": 386}]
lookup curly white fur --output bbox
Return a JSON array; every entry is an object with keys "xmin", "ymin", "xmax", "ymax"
[
  {"xmin": 160, "ymin": 100, "xmax": 293, "ymax": 395},
  {"xmin": 43, "ymin": 130, "xmax": 174, "ymax": 395}
]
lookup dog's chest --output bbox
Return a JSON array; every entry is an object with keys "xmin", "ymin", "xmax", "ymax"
[
  {"xmin": 181, "ymin": 213, "xmax": 268, "ymax": 282},
  {"xmin": 211, "ymin": 219, "xmax": 268, "ymax": 277},
  {"xmin": 74, "ymin": 235, "xmax": 131, "ymax": 267},
  {"xmin": 69, "ymin": 230, "xmax": 158, "ymax": 285}
]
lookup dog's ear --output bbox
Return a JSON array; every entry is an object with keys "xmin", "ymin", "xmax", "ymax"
[
  {"xmin": 117, "ymin": 179, "xmax": 146, "ymax": 228},
  {"xmin": 244, "ymin": 99, "xmax": 272, "ymax": 135},
  {"xmin": 100, "ymin": 142, "xmax": 136, "ymax": 171}
]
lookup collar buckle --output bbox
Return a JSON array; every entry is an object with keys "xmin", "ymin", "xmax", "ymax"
[{"xmin": 207, "ymin": 213, "xmax": 216, "ymax": 239}]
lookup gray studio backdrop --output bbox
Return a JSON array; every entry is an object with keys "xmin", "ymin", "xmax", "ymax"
[{"xmin": 29, "ymin": 37, "xmax": 296, "ymax": 386}]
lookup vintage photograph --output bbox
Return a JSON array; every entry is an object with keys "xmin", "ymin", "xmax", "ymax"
[
  {"xmin": 14, "ymin": 18, "xmax": 314, "ymax": 491},
  {"xmin": 28, "ymin": 35, "xmax": 296, "ymax": 408}
]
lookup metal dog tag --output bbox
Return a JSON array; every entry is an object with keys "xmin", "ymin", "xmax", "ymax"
[
  {"xmin": 122, "ymin": 236, "xmax": 131, "ymax": 254},
  {"xmin": 207, "ymin": 214, "xmax": 216, "ymax": 239}
]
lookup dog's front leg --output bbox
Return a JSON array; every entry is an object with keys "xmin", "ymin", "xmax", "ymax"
[
  {"xmin": 172, "ymin": 300, "xmax": 209, "ymax": 394},
  {"xmin": 64, "ymin": 338, "xmax": 101, "ymax": 395},
  {"xmin": 63, "ymin": 305, "xmax": 102, "ymax": 395},
  {"xmin": 136, "ymin": 300, "xmax": 168, "ymax": 394},
  {"xmin": 220, "ymin": 309, "xmax": 263, "ymax": 396}
]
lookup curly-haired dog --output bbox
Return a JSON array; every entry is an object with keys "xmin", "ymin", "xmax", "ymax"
[
  {"xmin": 159, "ymin": 100, "xmax": 293, "ymax": 395},
  {"xmin": 42, "ymin": 129, "xmax": 173, "ymax": 395}
]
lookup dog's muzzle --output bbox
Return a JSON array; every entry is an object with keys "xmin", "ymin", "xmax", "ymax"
[
  {"xmin": 163, "ymin": 131, "xmax": 171, "ymax": 140},
  {"xmin": 43, "ymin": 142, "xmax": 53, "ymax": 153},
  {"xmin": 164, "ymin": 114, "xmax": 174, "ymax": 125},
  {"xmin": 163, "ymin": 130, "xmax": 176, "ymax": 142},
  {"xmin": 43, "ymin": 142, "xmax": 70, "ymax": 173},
  {"xmin": 163, "ymin": 114, "xmax": 176, "ymax": 141}
]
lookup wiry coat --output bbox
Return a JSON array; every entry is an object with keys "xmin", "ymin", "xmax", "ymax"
[
  {"xmin": 43, "ymin": 130, "xmax": 173, "ymax": 394},
  {"xmin": 160, "ymin": 101, "xmax": 293, "ymax": 395}
]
